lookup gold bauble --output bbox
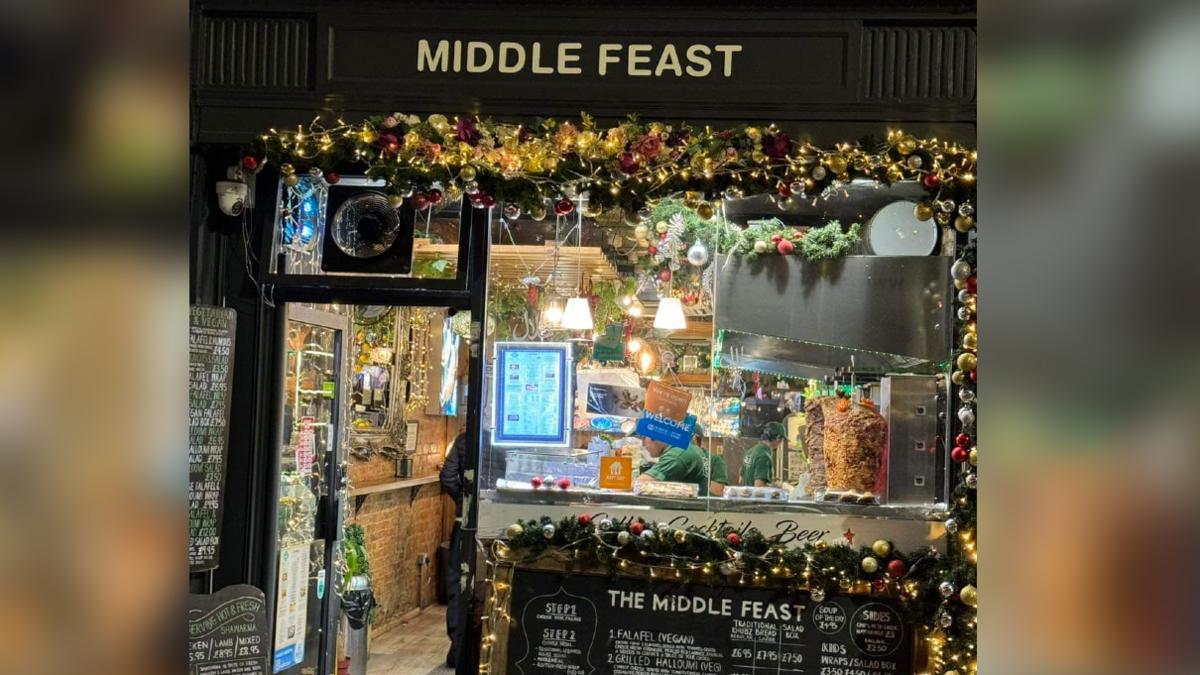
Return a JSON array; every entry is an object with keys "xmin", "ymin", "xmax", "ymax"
[
  {"xmin": 814, "ymin": 541, "xmax": 829, "ymax": 552},
  {"xmin": 360, "ymin": 128, "xmax": 378, "ymax": 144},
  {"xmin": 695, "ymin": 202, "xmax": 715, "ymax": 221},
  {"xmin": 633, "ymin": 223, "xmax": 649, "ymax": 240},
  {"xmin": 827, "ymin": 154, "xmax": 848, "ymax": 175},
  {"xmin": 955, "ymin": 215, "xmax": 976, "ymax": 233},
  {"xmin": 753, "ymin": 240, "xmax": 768, "ymax": 254},
  {"xmin": 954, "ymin": 279, "xmax": 966, "ymax": 291},
  {"xmin": 387, "ymin": 194, "xmax": 404, "ymax": 209},
  {"xmin": 897, "ymin": 135, "xmax": 918, "ymax": 155},
  {"xmin": 283, "ymin": 173, "xmax": 300, "ymax": 188},
  {"xmin": 969, "ymin": 447, "xmax": 978, "ymax": 466},
  {"xmin": 655, "ymin": 220, "xmax": 670, "ymax": 234},
  {"xmin": 957, "ymin": 352, "xmax": 977, "ymax": 372},
  {"xmin": 962, "ymin": 333, "xmax": 978, "ymax": 351},
  {"xmin": 871, "ymin": 540, "xmax": 892, "ymax": 558},
  {"xmin": 505, "ymin": 523, "xmax": 524, "ymax": 538},
  {"xmin": 853, "ymin": 155, "xmax": 869, "ymax": 171},
  {"xmin": 914, "ymin": 203, "xmax": 934, "ymax": 221},
  {"xmin": 951, "ymin": 370, "xmax": 966, "ymax": 385},
  {"xmin": 280, "ymin": 163, "xmax": 296, "ymax": 176},
  {"xmin": 528, "ymin": 205, "xmax": 547, "ymax": 221},
  {"xmin": 936, "ymin": 211, "xmax": 953, "ymax": 225},
  {"xmin": 960, "ymin": 584, "xmax": 978, "ymax": 607},
  {"xmin": 745, "ymin": 127, "xmax": 762, "ymax": 141},
  {"xmin": 582, "ymin": 203, "xmax": 603, "ymax": 218},
  {"xmin": 861, "ymin": 557, "xmax": 879, "ymax": 574},
  {"xmin": 495, "ymin": 542, "xmax": 512, "ymax": 559},
  {"xmin": 443, "ymin": 183, "xmax": 464, "ymax": 203},
  {"xmin": 887, "ymin": 166, "xmax": 905, "ymax": 182},
  {"xmin": 683, "ymin": 192, "xmax": 702, "ymax": 210},
  {"xmin": 674, "ymin": 529, "xmax": 688, "ymax": 544},
  {"xmin": 460, "ymin": 166, "xmax": 477, "ymax": 181}
]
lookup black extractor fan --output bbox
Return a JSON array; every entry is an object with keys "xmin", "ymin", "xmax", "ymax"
[{"xmin": 321, "ymin": 184, "xmax": 415, "ymax": 275}]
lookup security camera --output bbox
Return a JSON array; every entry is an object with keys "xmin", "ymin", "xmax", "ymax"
[{"xmin": 216, "ymin": 180, "xmax": 249, "ymax": 217}]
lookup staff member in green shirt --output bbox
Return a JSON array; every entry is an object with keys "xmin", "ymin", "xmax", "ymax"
[
  {"xmin": 638, "ymin": 426, "xmax": 728, "ymax": 496},
  {"xmin": 740, "ymin": 421, "xmax": 786, "ymax": 487}
]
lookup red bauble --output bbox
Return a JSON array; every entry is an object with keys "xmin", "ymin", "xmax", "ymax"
[
  {"xmin": 726, "ymin": 532, "xmax": 742, "ymax": 546},
  {"xmin": 530, "ymin": 476, "xmax": 544, "ymax": 489},
  {"xmin": 969, "ymin": 369, "xmax": 977, "ymax": 383},
  {"xmin": 427, "ymin": 188, "xmax": 444, "ymax": 205},
  {"xmin": 482, "ymin": 194, "xmax": 496, "ymax": 208},
  {"xmin": 923, "ymin": 173, "xmax": 941, "ymax": 189},
  {"xmin": 578, "ymin": 513, "xmax": 592, "ymax": 526},
  {"xmin": 411, "ymin": 193, "xmax": 431, "ymax": 211},
  {"xmin": 955, "ymin": 433, "xmax": 971, "ymax": 447},
  {"xmin": 778, "ymin": 184, "xmax": 792, "ymax": 198},
  {"xmin": 659, "ymin": 269, "xmax": 672, "ymax": 282},
  {"xmin": 776, "ymin": 239, "xmax": 795, "ymax": 255},
  {"xmin": 887, "ymin": 559, "xmax": 907, "ymax": 577},
  {"xmin": 242, "ymin": 156, "xmax": 259, "ymax": 170},
  {"xmin": 660, "ymin": 232, "xmax": 668, "ymax": 241},
  {"xmin": 770, "ymin": 234, "xmax": 783, "ymax": 243},
  {"xmin": 648, "ymin": 245, "xmax": 658, "ymax": 255},
  {"xmin": 872, "ymin": 579, "xmax": 887, "ymax": 592},
  {"xmin": 554, "ymin": 198, "xmax": 574, "ymax": 216},
  {"xmin": 469, "ymin": 191, "xmax": 485, "ymax": 204},
  {"xmin": 556, "ymin": 477, "xmax": 572, "ymax": 490},
  {"xmin": 966, "ymin": 275, "xmax": 977, "ymax": 294},
  {"xmin": 951, "ymin": 446, "xmax": 970, "ymax": 463},
  {"xmin": 630, "ymin": 522, "xmax": 645, "ymax": 536},
  {"xmin": 325, "ymin": 172, "xmax": 340, "ymax": 185}
]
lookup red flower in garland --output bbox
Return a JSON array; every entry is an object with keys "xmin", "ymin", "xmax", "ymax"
[
  {"xmin": 617, "ymin": 152, "xmax": 640, "ymax": 174},
  {"xmin": 763, "ymin": 131, "xmax": 792, "ymax": 160},
  {"xmin": 378, "ymin": 134, "xmax": 401, "ymax": 155},
  {"xmin": 456, "ymin": 117, "xmax": 480, "ymax": 145},
  {"xmin": 630, "ymin": 133, "xmax": 663, "ymax": 160}
]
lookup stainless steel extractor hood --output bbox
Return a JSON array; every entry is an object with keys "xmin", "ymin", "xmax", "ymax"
[{"xmin": 713, "ymin": 254, "xmax": 952, "ymax": 377}]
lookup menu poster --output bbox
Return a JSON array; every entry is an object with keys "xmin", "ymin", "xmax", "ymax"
[
  {"xmin": 492, "ymin": 342, "xmax": 573, "ymax": 447},
  {"xmin": 507, "ymin": 571, "xmax": 913, "ymax": 675},
  {"xmin": 190, "ymin": 305, "xmax": 237, "ymax": 572},
  {"xmin": 189, "ymin": 585, "xmax": 269, "ymax": 675},
  {"xmin": 273, "ymin": 544, "xmax": 311, "ymax": 672}
]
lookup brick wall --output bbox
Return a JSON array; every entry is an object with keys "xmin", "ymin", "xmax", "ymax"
[{"xmin": 347, "ymin": 407, "xmax": 461, "ymax": 632}]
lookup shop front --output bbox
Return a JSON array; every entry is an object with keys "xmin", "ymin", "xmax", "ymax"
[{"xmin": 190, "ymin": 3, "xmax": 976, "ymax": 675}]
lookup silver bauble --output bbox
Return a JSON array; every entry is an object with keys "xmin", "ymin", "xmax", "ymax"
[
  {"xmin": 308, "ymin": 167, "xmax": 323, "ymax": 178},
  {"xmin": 723, "ymin": 186, "xmax": 742, "ymax": 200},
  {"xmin": 958, "ymin": 405, "xmax": 976, "ymax": 426},
  {"xmin": 939, "ymin": 581, "xmax": 956, "ymax": 598},
  {"xmin": 788, "ymin": 180, "xmax": 804, "ymax": 195},
  {"xmin": 598, "ymin": 518, "xmax": 613, "ymax": 531},
  {"xmin": 945, "ymin": 518, "xmax": 959, "ymax": 534},
  {"xmin": 939, "ymin": 199, "xmax": 956, "ymax": 213},
  {"xmin": 959, "ymin": 388, "xmax": 976, "ymax": 403},
  {"xmin": 399, "ymin": 186, "xmax": 415, "ymax": 198},
  {"xmin": 687, "ymin": 241, "xmax": 710, "ymax": 267},
  {"xmin": 811, "ymin": 166, "xmax": 827, "ymax": 180},
  {"xmin": 951, "ymin": 259, "xmax": 973, "ymax": 281},
  {"xmin": 641, "ymin": 530, "xmax": 656, "ymax": 542},
  {"xmin": 907, "ymin": 155, "xmax": 923, "ymax": 169},
  {"xmin": 958, "ymin": 289, "xmax": 974, "ymax": 303},
  {"xmin": 503, "ymin": 203, "xmax": 521, "ymax": 219},
  {"xmin": 810, "ymin": 587, "xmax": 826, "ymax": 603},
  {"xmin": 720, "ymin": 562, "xmax": 738, "ymax": 576},
  {"xmin": 957, "ymin": 307, "xmax": 973, "ymax": 321},
  {"xmin": 959, "ymin": 202, "xmax": 975, "ymax": 217},
  {"xmin": 542, "ymin": 524, "xmax": 556, "ymax": 539},
  {"xmin": 966, "ymin": 473, "xmax": 978, "ymax": 489},
  {"xmin": 938, "ymin": 611, "xmax": 954, "ymax": 628},
  {"xmin": 464, "ymin": 181, "xmax": 480, "ymax": 195},
  {"xmin": 637, "ymin": 206, "xmax": 652, "ymax": 221},
  {"xmin": 617, "ymin": 531, "xmax": 632, "ymax": 546},
  {"xmin": 869, "ymin": 155, "xmax": 885, "ymax": 168}
]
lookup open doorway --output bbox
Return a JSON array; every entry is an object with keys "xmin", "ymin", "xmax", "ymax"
[{"xmin": 271, "ymin": 302, "xmax": 469, "ymax": 675}]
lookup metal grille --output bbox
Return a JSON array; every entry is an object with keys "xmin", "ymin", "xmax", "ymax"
[
  {"xmin": 861, "ymin": 26, "xmax": 976, "ymax": 101},
  {"xmin": 201, "ymin": 15, "xmax": 312, "ymax": 90}
]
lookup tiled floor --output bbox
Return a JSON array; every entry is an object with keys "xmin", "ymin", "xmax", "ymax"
[{"xmin": 367, "ymin": 605, "xmax": 453, "ymax": 675}]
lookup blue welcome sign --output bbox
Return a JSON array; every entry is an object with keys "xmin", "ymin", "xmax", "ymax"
[{"xmin": 636, "ymin": 412, "xmax": 697, "ymax": 448}]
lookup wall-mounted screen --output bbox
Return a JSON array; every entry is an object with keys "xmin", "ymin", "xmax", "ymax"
[
  {"xmin": 491, "ymin": 342, "xmax": 573, "ymax": 448},
  {"xmin": 439, "ymin": 318, "xmax": 460, "ymax": 417}
]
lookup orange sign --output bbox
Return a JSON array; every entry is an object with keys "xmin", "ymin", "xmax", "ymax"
[
  {"xmin": 643, "ymin": 381, "xmax": 692, "ymax": 422},
  {"xmin": 599, "ymin": 456, "xmax": 633, "ymax": 491}
]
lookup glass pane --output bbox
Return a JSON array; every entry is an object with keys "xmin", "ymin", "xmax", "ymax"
[{"xmin": 279, "ymin": 320, "xmax": 340, "ymax": 545}]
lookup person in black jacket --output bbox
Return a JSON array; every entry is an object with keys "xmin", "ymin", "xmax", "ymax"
[{"xmin": 440, "ymin": 432, "xmax": 468, "ymax": 667}]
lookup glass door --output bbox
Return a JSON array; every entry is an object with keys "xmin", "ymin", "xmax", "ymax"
[{"xmin": 274, "ymin": 305, "xmax": 349, "ymax": 675}]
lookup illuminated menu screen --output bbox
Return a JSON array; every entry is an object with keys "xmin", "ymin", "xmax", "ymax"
[{"xmin": 493, "ymin": 343, "xmax": 572, "ymax": 447}]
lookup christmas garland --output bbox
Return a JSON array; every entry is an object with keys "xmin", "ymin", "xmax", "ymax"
[{"xmin": 247, "ymin": 113, "xmax": 976, "ymax": 227}]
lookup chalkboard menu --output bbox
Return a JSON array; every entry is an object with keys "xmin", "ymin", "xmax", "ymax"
[
  {"xmin": 190, "ymin": 305, "xmax": 237, "ymax": 572},
  {"xmin": 190, "ymin": 584, "xmax": 270, "ymax": 675},
  {"xmin": 508, "ymin": 571, "xmax": 912, "ymax": 675}
]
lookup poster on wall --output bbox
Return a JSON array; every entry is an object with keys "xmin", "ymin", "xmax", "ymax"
[
  {"xmin": 492, "ymin": 342, "xmax": 573, "ymax": 448},
  {"xmin": 273, "ymin": 544, "xmax": 311, "ymax": 672},
  {"xmin": 507, "ymin": 570, "xmax": 914, "ymax": 675},
  {"xmin": 189, "ymin": 585, "xmax": 269, "ymax": 675},
  {"xmin": 190, "ymin": 305, "xmax": 237, "ymax": 572}
]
